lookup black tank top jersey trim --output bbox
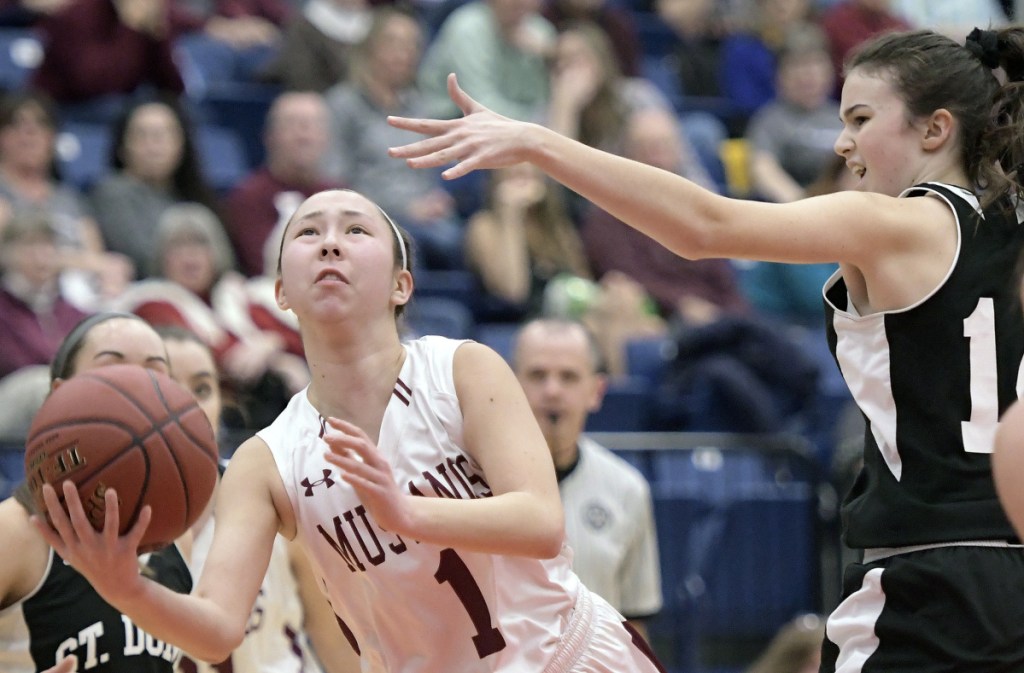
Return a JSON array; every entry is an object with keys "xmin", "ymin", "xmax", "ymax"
[{"xmin": 824, "ymin": 182, "xmax": 1024, "ymax": 548}]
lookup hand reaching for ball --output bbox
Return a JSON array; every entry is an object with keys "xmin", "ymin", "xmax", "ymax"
[{"xmin": 31, "ymin": 481, "xmax": 152, "ymax": 607}]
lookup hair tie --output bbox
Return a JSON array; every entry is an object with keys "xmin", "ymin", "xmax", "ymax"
[{"xmin": 965, "ymin": 27, "xmax": 1001, "ymax": 70}]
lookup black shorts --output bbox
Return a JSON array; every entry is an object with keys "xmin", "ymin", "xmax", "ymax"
[{"xmin": 820, "ymin": 544, "xmax": 1024, "ymax": 673}]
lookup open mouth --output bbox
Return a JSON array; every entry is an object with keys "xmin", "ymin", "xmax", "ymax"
[{"xmin": 316, "ymin": 269, "xmax": 349, "ymax": 283}]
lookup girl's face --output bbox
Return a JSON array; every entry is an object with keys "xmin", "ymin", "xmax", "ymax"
[
  {"xmin": 553, "ymin": 31, "xmax": 604, "ymax": 82},
  {"xmin": 4, "ymin": 232, "xmax": 59, "ymax": 287},
  {"xmin": 369, "ymin": 15, "xmax": 422, "ymax": 87},
  {"xmin": 275, "ymin": 191, "xmax": 408, "ymax": 323},
  {"xmin": 0, "ymin": 102, "xmax": 55, "ymax": 173},
  {"xmin": 165, "ymin": 338, "xmax": 221, "ymax": 432},
  {"xmin": 833, "ymin": 69, "xmax": 930, "ymax": 197},
  {"xmin": 122, "ymin": 104, "xmax": 184, "ymax": 183},
  {"xmin": 162, "ymin": 239, "xmax": 218, "ymax": 295},
  {"xmin": 66, "ymin": 318, "xmax": 170, "ymax": 380}
]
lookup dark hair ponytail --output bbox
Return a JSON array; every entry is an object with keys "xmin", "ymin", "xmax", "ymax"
[{"xmin": 973, "ymin": 27, "xmax": 1024, "ymax": 209}]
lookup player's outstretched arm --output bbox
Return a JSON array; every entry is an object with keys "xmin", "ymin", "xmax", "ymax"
[
  {"xmin": 387, "ymin": 74, "xmax": 947, "ymax": 275},
  {"xmin": 994, "ymin": 399, "xmax": 1024, "ymax": 539}
]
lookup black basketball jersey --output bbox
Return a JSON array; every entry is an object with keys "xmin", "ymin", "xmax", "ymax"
[
  {"xmin": 824, "ymin": 182, "xmax": 1024, "ymax": 549},
  {"xmin": 3, "ymin": 543, "xmax": 191, "ymax": 672}
]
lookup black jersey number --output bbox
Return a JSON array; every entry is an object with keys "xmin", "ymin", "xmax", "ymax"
[
  {"xmin": 964, "ymin": 298, "xmax": 1000, "ymax": 454},
  {"xmin": 434, "ymin": 548, "xmax": 507, "ymax": 658}
]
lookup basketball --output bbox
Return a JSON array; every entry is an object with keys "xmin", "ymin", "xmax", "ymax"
[{"xmin": 24, "ymin": 363, "xmax": 219, "ymax": 553}]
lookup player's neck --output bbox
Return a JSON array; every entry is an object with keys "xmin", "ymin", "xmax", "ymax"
[{"xmin": 306, "ymin": 338, "xmax": 406, "ymax": 434}]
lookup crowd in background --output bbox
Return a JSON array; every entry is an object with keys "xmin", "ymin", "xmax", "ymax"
[
  {"xmin": 4, "ymin": 0, "xmax": 1007, "ymax": 454},
  {"xmin": 0, "ymin": 1, "xmax": 1017, "ymax": 671}
]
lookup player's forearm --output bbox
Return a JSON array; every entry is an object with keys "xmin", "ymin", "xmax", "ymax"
[
  {"xmin": 525, "ymin": 124, "xmax": 727, "ymax": 258},
  {"xmin": 110, "ymin": 579, "xmax": 245, "ymax": 663},
  {"xmin": 405, "ymin": 491, "xmax": 564, "ymax": 558}
]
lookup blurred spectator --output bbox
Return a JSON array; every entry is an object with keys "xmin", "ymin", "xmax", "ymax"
[
  {"xmin": 30, "ymin": 0, "xmax": 184, "ymax": 103},
  {"xmin": 719, "ymin": 0, "xmax": 815, "ymax": 125},
  {"xmin": 656, "ymin": 0, "xmax": 726, "ymax": 99},
  {"xmin": 819, "ymin": 0, "xmax": 909, "ymax": 94},
  {"xmin": 0, "ymin": 91, "xmax": 131, "ymax": 309},
  {"xmin": 223, "ymin": 91, "xmax": 342, "ymax": 277},
  {"xmin": 172, "ymin": 0, "xmax": 294, "ymax": 90},
  {"xmin": 262, "ymin": 0, "xmax": 372, "ymax": 91},
  {"xmin": 745, "ymin": 23, "xmax": 839, "ymax": 203},
  {"xmin": 465, "ymin": 161, "xmax": 592, "ymax": 318},
  {"xmin": 745, "ymin": 614, "xmax": 825, "ymax": 673},
  {"xmin": 0, "ymin": 211, "xmax": 87, "ymax": 380},
  {"xmin": 890, "ymin": 0, "xmax": 1007, "ymax": 41},
  {"xmin": 541, "ymin": 0, "xmax": 640, "ymax": 77},
  {"xmin": 582, "ymin": 105, "xmax": 746, "ymax": 320},
  {"xmin": 323, "ymin": 7, "xmax": 464, "ymax": 270},
  {"xmin": 114, "ymin": 202, "xmax": 308, "ymax": 429},
  {"xmin": 550, "ymin": 22, "xmax": 723, "ymax": 196},
  {"xmin": 512, "ymin": 317, "xmax": 663, "ymax": 639},
  {"xmin": 90, "ymin": 95, "xmax": 219, "ymax": 278},
  {"xmin": 418, "ymin": 0, "xmax": 555, "ymax": 121}
]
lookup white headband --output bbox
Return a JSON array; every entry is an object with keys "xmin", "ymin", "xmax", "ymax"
[{"xmin": 377, "ymin": 206, "xmax": 408, "ymax": 271}]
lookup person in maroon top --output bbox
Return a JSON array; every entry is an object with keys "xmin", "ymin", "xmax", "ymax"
[
  {"xmin": 223, "ymin": 91, "xmax": 343, "ymax": 277},
  {"xmin": 819, "ymin": 0, "xmax": 910, "ymax": 95},
  {"xmin": 0, "ymin": 211, "xmax": 87, "ymax": 380},
  {"xmin": 30, "ymin": 0, "xmax": 184, "ymax": 103},
  {"xmin": 581, "ymin": 106, "xmax": 747, "ymax": 320}
]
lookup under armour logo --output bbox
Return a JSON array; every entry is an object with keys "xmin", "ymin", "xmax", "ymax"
[{"xmin": 302, "ymin": 469, "xmax": 336, "ymax": 496}]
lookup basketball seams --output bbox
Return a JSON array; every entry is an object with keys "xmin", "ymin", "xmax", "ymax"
[
  {"xmin": 25, "ymin": 365, "xmax": 218, "ymax": 551},
  {"xmin": 145, "ymin": 370, "xmax": 219, "ymax": 528}
]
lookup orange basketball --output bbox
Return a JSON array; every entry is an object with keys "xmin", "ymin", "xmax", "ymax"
[{"xmin": 24, "ymin": 364, "xmax": 219, "ymax": 553}]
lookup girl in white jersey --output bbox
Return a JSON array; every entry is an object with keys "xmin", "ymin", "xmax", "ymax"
[
  {"xmin": 383, "ymin": 26, "xmax": 1024, "ymax": 673},
  {"xmin": 31, "ymin": 188, "xmax": 666, "ymax": 673}
]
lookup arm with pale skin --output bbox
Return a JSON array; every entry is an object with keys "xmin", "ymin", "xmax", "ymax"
[
  {"xmin": 994, "ymin": 400, "xmax": 1024, "ymax": 540},
  {"xmin": 31, "ymin": 437, "xmax": 285, "ymax": 664},
  {"xmin": 287, "ymin": 538, "xmax": 362, "ymax": 673},
  {"xmin": 322, "ymin": 341, "xmax": 564, "ymax": 559},
  {"xmin": 388, "ymin": 75, "xmax": 961, "ymax": 313}
]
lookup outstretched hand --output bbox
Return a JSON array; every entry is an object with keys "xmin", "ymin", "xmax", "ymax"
[
  {"xmin": 387, "ymin": 74, "xmax": 541, "ymax": 180},
  {"xmin": 321, "ymin": 417, "xmax": 414, "ymax": 536},
  {"xmin": 30, "ymin": 482, "xmax": 151, "ymax": 604}
]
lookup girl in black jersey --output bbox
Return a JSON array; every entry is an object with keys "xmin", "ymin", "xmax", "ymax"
[
  {"xmin": 0, "ymin": 312, "xmax": 192, "ymax": 673},
  {"xmin": 384, "ymin": 26, "xmax": 1024, "ymax": 673}
]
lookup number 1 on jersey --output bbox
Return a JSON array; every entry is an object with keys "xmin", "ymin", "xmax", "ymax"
[
  {"xmin": 963, "ymin": 298, "xmax": 999, "ymax": 453},
  {"xmin": 434, "ymin": 548, "xmax": 507, "ymax": 658}
]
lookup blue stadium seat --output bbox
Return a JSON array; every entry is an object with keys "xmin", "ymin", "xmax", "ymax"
[
  {"xmin": 585, "ymin": 376, "xmax": 653, "ymax": 432},
  {"xmin": 0, "ymin": 442, "xmax": 25, "ymax": 500},
  {"xmin": 405, "ymin": 296, "xmax": 475, "ymax": 340},
  {"xmin": 0, "ymin": 28, "xmax": 41, "ymax": 91},
  {"xmin": 625, "ymin": 336, "xmax": 674, "ymax": 388},
  {"xmin": 473, "ymin": 322, "xmax": 520, "ymax": 364},
  {"xmin": 597, "ymin": 434, "xmax": 821, "ymax": 673},
  {"xmin": 55, "ymin": 122, "xmax": 112, "ymax": 191},
  {"xmin": 195, "ymin": 124, "xmax": 249, "ymax": 194},
  {"xmin": 413, "ymin": 270, "xmax": 477, "ymax": 308}
]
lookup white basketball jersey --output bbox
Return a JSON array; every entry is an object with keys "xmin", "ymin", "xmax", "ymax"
[
  {"xmin": 181, "ymin": 519, "xmax": 322, "ymax": 673},
  {"xmin": 260, "ymin": 336, "xmax": 581, "ymax": 673}
]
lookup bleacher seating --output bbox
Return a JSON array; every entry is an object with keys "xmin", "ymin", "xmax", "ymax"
[
  {"xmin": 0, "ymin": 28, "xmax": 41, "ymax": 91},
  {"xmin": 195, "ymin": 124, "xmax": 249, "ymax": 194},
  {"xmin": 56, "ymin": 121, "xmax": 112, "ymax": 190},
  {"xmin": 592, "ymin": 431, "xmax": 823, "ymax": 673},
  {"xmin": 0, "ymin": 441, "xmax": 24, "ymax": 500},
  {"xmin": 405, "ymin": 296, "xmax": 475, "ymax": 340}
]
